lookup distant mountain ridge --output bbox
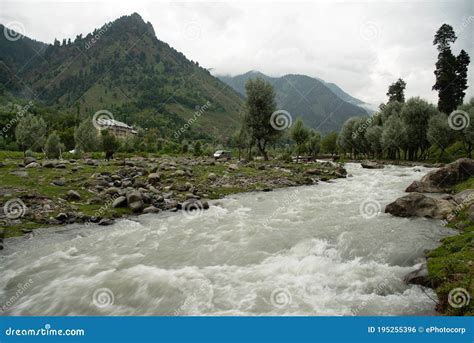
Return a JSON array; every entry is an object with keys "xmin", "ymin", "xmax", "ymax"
[
  {"xmin": 218, "ymin": 71, "xmax": 371, "ymax": 133},
  {"xmin": 0, "ymin": 13, "xmax": 244, "ymax": 140}
]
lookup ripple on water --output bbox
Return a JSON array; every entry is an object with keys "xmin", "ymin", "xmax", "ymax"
[{"xmin": 0, "ymin": 163, "xmax": 455, "ymax": 315}]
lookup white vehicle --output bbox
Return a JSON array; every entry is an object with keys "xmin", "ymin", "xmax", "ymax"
[{"xmin": 213, "ymin": 150, "xmax": 231, "ymax": 160}]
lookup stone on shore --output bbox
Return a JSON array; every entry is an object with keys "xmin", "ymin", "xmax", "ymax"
[{"xmin": 385, "ymin": 192, "xmax": 455, "ymax": 219}]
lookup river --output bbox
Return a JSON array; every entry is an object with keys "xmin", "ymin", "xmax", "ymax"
[{"xmin": 0, "ymin": 163, "xmax": 456, "ymax": 315}]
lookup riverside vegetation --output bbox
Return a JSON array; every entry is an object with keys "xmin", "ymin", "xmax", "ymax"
[
  {"xmin": 0, "ymin": 14, "xmax": 473, "ymax": 316},
  {"xmin": 0, "ymin": 152, "xmax": 347, "ymax": 238}
]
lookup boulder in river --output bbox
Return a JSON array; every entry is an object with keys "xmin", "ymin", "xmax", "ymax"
[
  {"xmin": 404, "ymin": 263, "xmax": 430, "ymax": 287},
  {"xmin": 413, "ymin": 158, "xmax": 474, "ymax": 191},
  {"xmin": 405, "ymin": 180, "xmax": 445, "ymax": 193},
  {"xmin": 385, "ymin": 192, "xmax": 456, "ymax": 219},
  {"xmin": 361, "ymin": 161, "xmax": 384, "ymax": 169}
]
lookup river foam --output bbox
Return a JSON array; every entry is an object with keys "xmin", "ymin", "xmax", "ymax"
[{"xmin": 0, "ymin": 163, "xmax": 455, "ymax": 315}]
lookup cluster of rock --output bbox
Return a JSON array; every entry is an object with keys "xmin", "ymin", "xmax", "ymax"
[
  {"xmin": 2, "ymin": 156, "xmax": 347, "ymax": 231},
  {"xmin": 385, "ymin": 158, "xmax": 474, "ymax": 221}
]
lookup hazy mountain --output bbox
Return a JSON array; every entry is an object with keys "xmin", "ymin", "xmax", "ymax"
[
  {"xmin": 218, "ymin": 71, "xmax": 370, "ymax": 133},
  {"xmin": 0, "ymin": 13, "xmax": 243, "ymax": 140}
]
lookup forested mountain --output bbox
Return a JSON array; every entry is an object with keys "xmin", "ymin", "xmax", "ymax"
[
  {"xmin": 0, "ymin": 13, "xmax": 244, "ymax": 141},
  {"xmin": 218, "ymin": 71, "xmax": 370, "ymax": 133}
]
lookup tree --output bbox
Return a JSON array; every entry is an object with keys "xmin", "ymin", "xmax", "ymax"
[
  {"xmin": 379, "ymin": 100, "xmax": 404, "ymax": 125},
  {"xmin": 433, "ymin": 24, "xmax": 470, "ymax": 114},
  {"xmin": 365, "ymin": 125, "xmax": 383, "ymax": 158},
  {"xmin": 101, "ymin": 130, "xmax": 119, "ymax": 155},
  {"xmin": 337, "ymin": 117, "xmax": 359, "ymax": 158},
  {"xmin": 306, "ymin": 130, "xmax": 321, "ymax": 158},
  {"xmin": 387, "ymin": 78, "xmax": 407, "ymax": 103},
  {"xmin": 291, "ymin": 119, "xmax": 310, "ymax": 162},
  {"xmin": 232, "ymin": 128, "xmax": 249, "ymax": 160},
  {"xmin": 427, "ymin": 112, "xmax": 453, "ymax": 159},
  {"xmin": 15, "ymin": 113, "xmax": 47, "ymax": 154},
  {"xmin": 400, "ymin": 97, "xmax": 438, "ymax": 160},
  {"xmin": 381, "ymin": 115, "xmax": 408, "ymax": 160},
  {"xmin": 321, "ymin": 132, "xmax": 338, "ymax": 156},
  {"xmin": 458, "ymin": 98, "xmax": 474, "ymax": 158},
  {"xmin": 74, "ymin": 119, "xmax": 100, "ymax": 152},
  {"xmin": 455, "ymin": 50, "xmax": 470, "ymax": 108},
  {"xmin": 244, "ymin": 78, "xmax": 280, "ymax": 160},
  {"xmin": 45, "ymin": 131, "xmax": 64, "ymax": 159},
  {"xmin": 193, "ymin": 141, "xmax": 202, "ymax": 156}
]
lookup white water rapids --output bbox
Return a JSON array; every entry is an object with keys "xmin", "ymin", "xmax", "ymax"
[{"xmin": 0, "ymin": 163, "xmax": 456, "ymax": 316}]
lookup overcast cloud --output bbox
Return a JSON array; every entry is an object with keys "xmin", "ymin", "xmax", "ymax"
[{"xmin": 1, "ymin": 0, "xmax": 472, "ymax": 106}]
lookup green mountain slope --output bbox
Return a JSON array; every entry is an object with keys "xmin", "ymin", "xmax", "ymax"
[
  {"xmin": 0, "ymin": 13, "xmax": 243, "ymax": 141},
  {"xmin": 218, "ymin": 71, "xmax": 369, "ymax": 133}
]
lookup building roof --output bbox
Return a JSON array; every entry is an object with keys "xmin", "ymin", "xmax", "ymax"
[{"xmin": 97, "ymin": 118, "xmax": 136, "ymax": 133}]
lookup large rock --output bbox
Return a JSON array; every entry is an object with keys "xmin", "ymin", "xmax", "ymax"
[
  {"xmin": 361, "ymin": 161, "xmax": 384, "ymax": 169},
  {"xmin": 404, "ymin": 263, "xmax": 430, "ymax": 287},
  {"xmin": 453, "ymin": 189, "xmax": 474, "ymax": 206},
  {"xmin": 24, "ymin": 156, "xmax": 36, "ymax": 165},
  {"xmin": 147, "ymin": 173, "xmax": 161, "ymax": 185},
  {"xmin": 385, "ymin": 192, "xmax": 456, "ymax": 219},
  {"xmin": 420, "ymin": 158, "xmax": 474, "ymax": 189},
  {"xmin": 126, "ymin": 190, "xmax": 144, "ymax": 213},
  {"xmin": 66, "ymin": 190, "xmax": 81, "ymax": 201},
  {"xmin": 112, "ymin": 196, "xmax": 127, "ymax": 208},
  {"xmin": 405, "ymin": 181, "xmax": 445, "ymax": 193}
]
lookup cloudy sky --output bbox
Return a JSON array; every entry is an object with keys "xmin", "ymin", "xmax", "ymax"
[{"xmin": 1, "ymin": 0, "xmax": 472, "ymax": 106}]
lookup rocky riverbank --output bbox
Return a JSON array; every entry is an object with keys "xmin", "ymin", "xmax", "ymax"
[
  {"xmin": 0, "ymin": 155, "xmax": 347, "ymax": 240},
  {"xmin": 384, "ymin": 158, "xmax": 474, "ymax": 315}
]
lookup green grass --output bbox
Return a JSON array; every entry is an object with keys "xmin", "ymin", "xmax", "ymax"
[{"xmin": 1, "ymin": 154, "xmax": 341, "ymax": 238}]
